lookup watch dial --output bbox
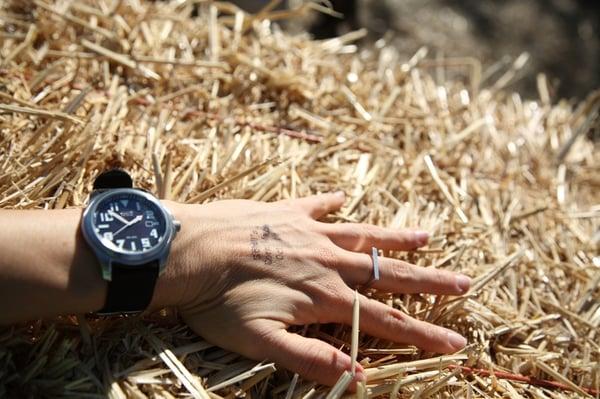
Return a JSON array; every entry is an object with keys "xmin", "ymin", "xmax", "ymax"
[{"xmin": 92, "ymin": 192, "xmax": 167, "ymax": 253}]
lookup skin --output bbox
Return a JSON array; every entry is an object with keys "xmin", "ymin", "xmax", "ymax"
[{"xmin": 0, "ymin": 192, "xmax": 470, "ymax": 387}]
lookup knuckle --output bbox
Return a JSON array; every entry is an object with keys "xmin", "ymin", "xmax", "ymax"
[
  {"xmin": 297, "ymin": 348, "xmax": 322, "ymax": 378},
  {"xmin": 327, "ymin": 286, "xmax": 352, "ymax": 309},
  {"xmin": 276, "ymin": 198, "xmax": 305, "ymax": 213},
  {"xmin": 277, "ymin": 202, "xmax": 299, "ymax": 215},
  {"xmin": 383, "ymin": 307, "xmax": 409, "ymax": 331},
  {"xmin": 315, "ymin": 246, "xmax": 338, "ymax": 269},
  {"xmin": 431, "ymin": 269, "xmax": 450, "ymax": 287},
  {"xmin": 316, "ymin": 197, "xmax": 327, "ymax": 210},
  {"xmin": 423, "ymin": 323, "xmax": 445, "ymax": 344},
  {"xmin": 307, "ymin": 219, "xmax": 326, "ymax": 233},
  {"xmin": 246, "ymin": 326, "xmax": 279, "ymax": 358},
  {"xmin": 435, "ymin": 271, "xmax": 447, "ymax": 286},
  {"xmin": 310, "ymin": 277, "xmax": 344, "ymax": 305},
  {"xmin": 341, "ymin": 225, "xmax": 359, "ymax": 239},
  {"xmin": 388, "ymin": 260, "xmax": 411, "ymax": 282},
  {"xmin": 360, "ymin": 224, "xmax": 379, "ymax": 240}
]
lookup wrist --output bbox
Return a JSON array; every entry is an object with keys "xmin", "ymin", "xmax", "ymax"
[
  {"xmin": 56, "ymin": 208, "xmax": 108, "ymax": 315},
  {"xmin": 150, "ymin": 201, "xmax": 213, "ymax": 310},
  {"xmin": 69, "ymin": 209, "xmax": 109, "ymax": 314},
  {"xmin": 80, "ymin": 197, "xmax": 211, "ymax": 314}
]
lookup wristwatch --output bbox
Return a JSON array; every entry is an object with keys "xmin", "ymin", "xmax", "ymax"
[{"xmin": 81, "ymin": 169, "xmax": 181, "ymax": 315}]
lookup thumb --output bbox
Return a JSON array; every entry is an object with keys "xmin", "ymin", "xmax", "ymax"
[{"xmin": 259, "ymin": 328, "xmax": 365, "ymax": 389}]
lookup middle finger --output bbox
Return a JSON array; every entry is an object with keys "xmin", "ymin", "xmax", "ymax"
[{"xmin": 317, "ymin": 222, "xmax": 429, "ymax": 253}]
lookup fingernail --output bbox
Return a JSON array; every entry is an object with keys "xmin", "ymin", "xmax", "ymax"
[
  {"xmin": 447, "ymin": 331, "xmax": 467, "ymax": 350},
  {"xmin": 334, "ymin": 190, "xmax": 346, "ymax": 199},
  {"xmin": 456, "ymin": 275, "xmax": 471, "ymax": 294},
  {"xmin": 414, "ymin": 231, "xmax": 429, "ymax": 245}
]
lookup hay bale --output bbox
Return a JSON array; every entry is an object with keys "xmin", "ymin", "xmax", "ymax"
[{"xmin": 1, "ymin": 0, "xmax": 598, "ymax": 397}]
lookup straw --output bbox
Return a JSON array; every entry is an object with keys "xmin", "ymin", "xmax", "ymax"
[{"xmin": 0, "ymin": 0, "xmax": 598, "ymax": 397}]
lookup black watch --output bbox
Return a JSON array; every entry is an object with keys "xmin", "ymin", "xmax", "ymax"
[{"xmin": 81, "ymin": 169, "xmax": 180, "ymax": 314}]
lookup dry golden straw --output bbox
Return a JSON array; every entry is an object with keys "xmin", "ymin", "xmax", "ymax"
[{"xmin": 1, "ymin": 0, "xmax": 599, "ymax": 397}]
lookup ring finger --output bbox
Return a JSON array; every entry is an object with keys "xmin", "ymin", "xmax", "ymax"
[{"xmin": 336, "ymin": 250, "xmax": 471, "ymax": 295}]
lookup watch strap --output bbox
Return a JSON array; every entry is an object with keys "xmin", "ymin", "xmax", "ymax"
[
  {"xmin": 93, "ymin": 169, "xmax": 133, "ymax": 190},
  {"xmin": 91, "ymin": 169, "xmax": 160, "ymax": 315},
  {"xmin": 98, "ymin": 261, "xmax": 159, "ymax": 314}
]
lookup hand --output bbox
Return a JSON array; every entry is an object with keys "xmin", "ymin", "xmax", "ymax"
[{"xmin": 155, "ymin": 193, "xmax": 471, "ymax": 387}]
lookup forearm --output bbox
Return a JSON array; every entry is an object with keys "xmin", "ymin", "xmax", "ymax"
[{"xmin": 0, "ymin": 209, "xmax": 106, "ymax": 324}]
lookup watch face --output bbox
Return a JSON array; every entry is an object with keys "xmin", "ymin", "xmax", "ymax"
[{"xmin": 92, "ymin": 192, "xmax": 167, "ymax": 254}]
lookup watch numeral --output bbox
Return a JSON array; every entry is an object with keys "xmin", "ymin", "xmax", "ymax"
[
  {"xmin": 100, "ymin": 212, "xmax": 113, "ymax": 222},
  {"xmin": 103, "ymin": 232, "xmax": 114, "ymax": 241},
  {"xmin": 141, "ymin": 238, "xmax": 151, "ymax": 249},
  {"xmin": 116, "ymin": 239, "xmax": 125, "ymax": 248},
  {"xmin": 150, "ymin": 229, "xmax": 158, "ymax": 238},
  {"xmin": 130, "ymin": 241, "xmax": 137, "ymax": 251}
]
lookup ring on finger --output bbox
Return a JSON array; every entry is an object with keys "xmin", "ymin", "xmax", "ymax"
[{"xmin": 360, "ymin": 246, "xmax": 380, "ymax": 288}]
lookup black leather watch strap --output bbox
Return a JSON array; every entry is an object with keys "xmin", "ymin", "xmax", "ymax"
[
  {"xmin": 93, "ymin": 169, "xmax": 133, "ymax": 190},
  {"xmin": 92, "ymin": 169, "xmax": 158, "ymax": 315},
  {"xmin": 98, "ymin": 262, "xmax": 159, "ymax": 314}
]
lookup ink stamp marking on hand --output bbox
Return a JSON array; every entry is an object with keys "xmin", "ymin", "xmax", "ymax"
[{"xmin": 250, "ymin": 225, "xmax": 284, "ymax": 265}]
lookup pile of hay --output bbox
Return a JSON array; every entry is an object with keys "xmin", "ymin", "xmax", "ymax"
[{"xmin": 1, "ymin": 1, "xmax": 598, "ymax": 397}]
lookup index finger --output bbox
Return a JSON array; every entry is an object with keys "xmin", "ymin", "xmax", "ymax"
[{"xmin": 281, "ymin": 191, "xmax": 346, "ymax": 219}]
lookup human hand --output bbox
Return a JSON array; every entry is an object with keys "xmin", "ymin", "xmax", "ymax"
[{"xmin": 154, "ymin": 193, "xmax": 470, "ymax": 386}]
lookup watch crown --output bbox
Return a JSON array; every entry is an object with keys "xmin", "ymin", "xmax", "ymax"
[{"xmin": 173, "ymin": 220, "xmax": 181, "ymax": 232}]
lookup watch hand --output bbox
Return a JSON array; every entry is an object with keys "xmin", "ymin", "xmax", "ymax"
[
  {"xmin": 108, "ymin": 210, "xmax": 131, "ymax": 225},
  {"xmin": 113, "ymin": 215, "xmax": 143, "ymax": 237}
]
